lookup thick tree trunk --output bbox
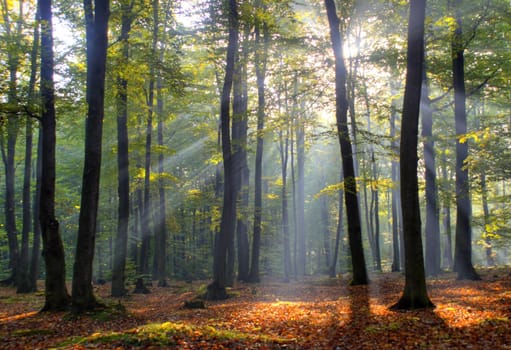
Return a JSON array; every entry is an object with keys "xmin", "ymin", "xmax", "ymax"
[
  {"xmin": 112, "ymin": 0, "xmax": 132, "ymax": 297},
  {"xmin": 206, "ymin": 0, "xmax": 238, "ymax": 301},
  {"xmin": 451, "ymin": 0, "xmax": 480, "ymax": 281},
  {"xmin": 422, "ymin": 71, "xmax": 441, "ymax": 276},
  {"xmin": 39, "ymin": 0, "xmax": 70, "ymax": 311},
  {"xmin": 325, "ymin": 0, "xmax": 368, "ymax": 286},
  {"xmin": 391, "ymin": 0, "xmax": 433, "ymax": 310},
  {"xmin": 72, "ymin": 0, "xmax": 109, "ymax": 313}
]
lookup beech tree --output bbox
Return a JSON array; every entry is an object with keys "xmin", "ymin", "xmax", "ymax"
[
  {"xmin": 111, "ymin": 0, "xmax": 133, "ymax": 298},
  {"xmin": 206, "ymin": 0, "xmax": 238, "ymax": 300},
  {"xmin": 324, "ymin": 0, "xmax": 368, "ymax": 285},
  {"xmin": 248, "ymin": 2, "xmax": 269, "ymax": 283},
  {"xmin": 451, "ymin": 0, "xmax": 480, "ymax": 281},
  {"xmin": 39, "ymin": 0, "xmax": 70, "ymax": 311},
  {"xmin": 72, "ymin": 0, "xmax": 110, "ymax": 313},
  {"xmin": 391, "ymin": 0, "xmax": 433, "ymax": 310}
]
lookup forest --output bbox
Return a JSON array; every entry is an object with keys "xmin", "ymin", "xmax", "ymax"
[{"xmin": 0, "ymin": 0, "xmax": 510, "ymax": 347}]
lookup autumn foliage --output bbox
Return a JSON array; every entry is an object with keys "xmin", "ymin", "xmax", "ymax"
[{"xmin": 1, "ymin": 269, "xmax": 511, "ymax": 349}]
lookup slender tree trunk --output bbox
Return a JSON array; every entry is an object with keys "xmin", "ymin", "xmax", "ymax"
[
  {"xmin": 391, "ymin": 0, "xmax": 433, "ymax": 310},
  {"xmin": 371, "ymin": 158, "xmax": 381, "ymax": 272},
  {"xmin": 140, "ymin": 0, "xmax": 158, "ymax": 278},
  {"xmin": 248, "ymin": 9, "xmax": 268, "ymax": 283},
  {"xmin": 72, "ymin": 0, "xmax": 110, "ymax": 312},
  {"xmin": 296, "ymin": 118, "xmax": 306, "ymax": 276},
  {"xmin": 206, "ymin": 0, "xmax": 238, "ymax": 300},
  {"xmin": 39, "ymin": 0, "xmax": 70, "ymax": 310},
  {"xmin": 155, "ymin": 68, "xmax": 168, "ymax": 286},
  {"xmin": 320, "ymin": 195, "xmax": 332, "ymax": 270},
  {"xmin": 18, "ymin": 3, "xmax": 40, "ymax": 293},
  {"xmin": 330, "ymin": 183, "xmax": 344, "ymax": 277},
  {"xmin": 325, "ymin": 0, "xmax": 368, "ymax": 285},
  {"xmin": 451, "ymin": 0, "xmax": 480, "ymax": 281},
  {"xmin": 30, "ymin": 129, "xmax": 42, "ymax": 291},
  {"xmin": 422, "ymin": 70, "xmax": 441, "ymax": 276},
  {"xmin": 441, "ymin": 150, "xmax": 453, "ymax": 270},
  {"xmin": 279, "ymin": 127, "xmax": 291, "ymax": 282},
  {"xmin": 111, "ymin": 0, "xmax": 132, "ymax": 297},
  {"xmin": 1, "ymin": 3, "xmax": 22, "ymax": 286},
  {"xmin": 390, "ymin": 100, "xmax": 401, "ymax": 272},
  {"xmin": 480, "ymin": 173, "xmax": 494, "ymax": 266},
  {"xmin": 233, "ymin": 37, "xmax": 250, "ymax": 282}
]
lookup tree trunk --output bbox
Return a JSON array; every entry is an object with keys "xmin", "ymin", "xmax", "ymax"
[
  {"xmin": 451, "ymin": 0, "xmax": 480, "ymax": 281},
  {"xmin": 320, "ymin": 196, "xmax": 332, "ymax": 270},
  {"xmin": 391, "ymin": 0, "xmax": 433, "ymax": 310},
  {"xmin": 329, "ymin": 184, "xmax": 344, "ymax": 277},
  {"xmin": 440, "ymin": 150, "xmax": 453, "ymax": 270},
  {"xmin": 155, "ymin": 67, "xmax": 168, "ymax": 286},
  {"xmin": 1, "ymin": 9, "xmax": 21, "ymax": 286},
  {"xmin": 422, "ymin": 70, "xmax": 441, "ymax": 276},
  {"xmin": 296, "ymin": 118, "xmax": 306, "ymax": 276},
  {"xmin": 112, "ymin": 0, "xmax": 132, "ymax": 298},
  {"xmin": 17, "ymin": 3, "xmax": 40, "ymax": 293},
  {"xmin": 72, "ymin": 0, "xmax": 109, "ymax": 312},
  {"xmin": 390, "ymin": 99, "xmax": 401, "ymax": 272},
  {"xmin": 325, "ymin": 0, "xmax": 368, "ymax": 286},
  {"xmin": 30, "ymin": 129, "xmax": 42, "ymax": 292},
  {"xmin": 206, "ymin": 0, "xmax": 238, "ymax": 301},
  {"xmin": 480, "ymin": 173, "xmax": 494, "ymax": 266},
  {"xmin": 39, "ymin": 0, "xmax": 70, "ymax": 311},
  {"xmin": 140, "ymin": 0, "xmax": 157, "ymax": 278},
  {"xmin": 233, "ymin": 38, "xmax": 250, "ymax": 282},
  {"xmin": 279, "ymin": 127, "xmax": 291, "ymax": 282},
  {"xmin": 248, "ymin": 8, "xmax": 268, "ymax": 283}
]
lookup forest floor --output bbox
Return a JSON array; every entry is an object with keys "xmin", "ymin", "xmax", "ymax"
[{"xmin": 1, "ymin": 269, "xmax": 511, "ymax": 349}]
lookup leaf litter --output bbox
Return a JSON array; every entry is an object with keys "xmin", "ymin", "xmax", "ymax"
[{"xmin": 0, "ymin": 268, "xmax": 510, "ymax": 349}]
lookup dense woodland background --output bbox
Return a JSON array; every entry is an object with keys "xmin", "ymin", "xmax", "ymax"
[{"xmin": 0, "ymin": 0, "xmax": 510, "ymax": 310}]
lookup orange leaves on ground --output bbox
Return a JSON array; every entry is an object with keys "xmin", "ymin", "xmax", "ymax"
[{"xmin": 1, "ymin": 269, "xmax": 511, "ymax": 349}]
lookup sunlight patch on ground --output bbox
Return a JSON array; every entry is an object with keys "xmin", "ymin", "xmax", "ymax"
[{"xmin": 0, "ymin": 311, "xmax": 38, "ymax": 323}]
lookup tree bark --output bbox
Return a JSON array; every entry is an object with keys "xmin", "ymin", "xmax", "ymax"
[
  {"xmin": 391, "ymin": 0, "xmax": 433, "ymax": 310},
  {"xmin": 1, "ymin": 0, "xmax": 22, "ymax": 285},
  {"xmin": 248, "ymin": 9, "xmax": 268, "ymax": 283},
  {"xmin": 441, "ymin": 150, "xmax": 453, "ymax": 270},
  {"xmin": 39, "ymin": 0, "xmax": 70, "ymax": 311},
  {"xmin": 30, "ymin": 129, "xmax": 42, "ymax": 292},
  {"xmin": 324, "ymin": 0, "xmax": 368, "ymax": 286},
  {"xmin": 233, "ymin": 36, "xmax": 250, "ymax": 282},
  {"xmin": 329, "ymin": 183, "xmax": 344, "ymax": 277},
  {"xmin": 390, "ymin": 99, "xmax": 401, "ymax": 272},
  {"xmin": 278, "ymin": 126, "xmax": 291, "ymax": 282},
  {"xmin": 17, "ymin": 3, "xmax": 40, "ymax": 293},
  {"xmin": 72, "ymin": 0, "xmax": 109, "ymax": 313},
  {"xmin": 451, "ymin": 0, "xmax": 480, "ymax": 281},
  {"xmin": 206, "ymin": 0, "xmax": 238, "ymax": 300},
  {"xmin": 111, "ymin": 0, "xmax": 132, "ymax": 298},
  {"xmin": 422, "ymin": 70, "xmax": 441, "ymax": 276},
  {"xmin": 296, "ymin": 120, "xmax": 306, "ymax": 277}
]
